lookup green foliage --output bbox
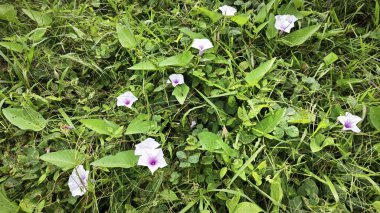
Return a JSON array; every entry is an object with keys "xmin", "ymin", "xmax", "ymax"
[
  {"xmin": 116, "ymin": 23, "xmax": 136, "ymax": 49},
  {"xmin": 2, "ymin": 108, "xmax": 47, "ymax": 131},
  {"xmin": 172, "ymin": 84, "xmax": 189, "ymax": 105},
  {"xmin": 91, "ymin": 151, "xmax": 138, "ymax": 168},
  {"xmin": 0, "ymin": 4, "xmax": 18, "ymax": 23},
  {"xmin": 40, "ymin": 150, "xmax": 85, "ymax": 171},
  {"xmin": 245, "ymin": 58, "xmax": 276, "ymax": 87},
  {"xmin": 158, "ymin": 51, "xmax": 194, "ymax": 67},
  {"xmin": 80, "ymin": 119, "xmax": 123, "ymax": 137},
  {"xmin": 280, "ymin": 24, "xmax": 321, "ymax": 46}
]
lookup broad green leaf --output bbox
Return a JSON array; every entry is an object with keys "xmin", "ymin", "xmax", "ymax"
[
  {"xmin": 22, "ymin": 9, "xmax": 52, "ymax": 26},
  {"xmin": 280, "ymin": 24, "xmax": 321, "ymax": 47},
  {"xmin": 125, "ymin": 114, "xmax": 159, "ymax": 135},
  {"xmin": 0, "ymin": 185, "xmax": 19, "ymax": 213},
  {"xmin": 293, "ymin": 0, "xmax": 304, "ymax": 8},
  {"xmin": 253, "ymin": 108, "xmax": 286, "ymax": 136},
  {"xmin": 91, "ymin": 150, "xmax": 138, "ymax": 168},
  {"xmin": 369, "ymin": 106, "xmax": 380, "ymax": 131},
  {"xmin": 28, "ymin": 28, "xmax": 47, "ymax": 42},
  {"xmin": 80, "ymin": 119, "xmax": 122, "ymax": 136},
  {"xmin": 40, "ymin": 150, "xmax": 85, "ymax": 170},
  {"xmin": 270, "ymin": 175, "xmax": 283, "ymax": 205},
  {"xmin": 197, "ymin": 7, "xmax": 222, "ymax": 23},
  {"xmin": 310, "ymin": 134, "xmax": 334, "ymax": 153},
  {"xmin": 226, "ymin": 194, "xmax": 240, "ymax": 213},
  {"xmin": 172, "ymin": 84, "xmax": 189, "ymax": 105},
  {"xmin": 245, "ymin": 58, "xmax": 276, "ymax": 87},
  {"xmin": 159, "ymin": 51, "xmax": 194, "ymax": 67},
  {"xmin": 0, "ymin": 42, "xmax": 23, "ymax": 52},
  {"xmin": 116, "ymin": 23, "xmax": 136, "ymax": 49},
  {"xmin": 373, "ymin": 201, "xmax": 380, "ymax": 212},
  {"xmin": 160, "ymin": 189, "xmax": 179, "ymax": 201},
  {"xmin": 198, "ymin": 132, "xmax": 222, "ymax": 151},
  {"xmin": 128, "ymin": 60, "xmax": 158, "ymax": 71},
  {"xmin": 265, "ymin": 13, "xmax": 277, "ymax": 39},
  {"xmin": 231, "ymin": 14, "xmax": 250, "ymax": 26},
  {"xmin": 254, "ymin": 5, "xmax": 267, "ymax": 23},
  {"xmin": 234, "ymin": 202, "xmax": 263, "ymax": 213},
  {"xmin": 179, "ymin": 28, "xmax": 205, "ymax": 39},
  {"xmin": 285, "ymin": 126, "xmax": 299, "ymax": 137},
  {"xmin": 288, "ymin": 109, "xmax": 315, "ymax": 124},
  {"xmin": 2, "ymin": 107, "xmax": 47, "ymax": 131},
  {"xmin": 0, "ymin": 4, "xmax": 18, "ymax": 23},
  {"xmin": 323, "ymin": 52, "xmax": 338, "ymax": 66}
]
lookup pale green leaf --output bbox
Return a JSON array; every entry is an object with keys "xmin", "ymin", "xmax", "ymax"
[
  {"xmin": 0, "ymin": 4, "xmax": 18, "ymax": 23},
  {"xmin": 0, "ymin": 42, "xmax": 23, "ymax": 52},
  {"xmin": 40, "ymin": 150, "xmax": 85, "ymax": 170},
  {"xmin": 253, "ymin": 108, "xmax": 286, "ymax": 136},
  {"xmin": 80, "ymin": 119, "xmax": 122, "ymax": 136},
  {"xmin": 197, "ymin": 7, "xmax": 222, "ymax": 23},
  {"xmin": 91, "ymin": 150, "xmax": 138, "ymax": 168},
  {"xmin": 280, "ymin": 24, "xmax": 321, "ymax": 47},
  {"xmin": 22, "ymin": 9, "xmax": 52, "ymax": 26},
  {"xmin": 2, "ymin": 107, "xmax": 47, "ymax": 131},
  {"xmin": 159, "ymin": 51, "xmax": 194, "ymax": 67},
  {"xmin": 179, "ymin": 28, "xmax": 205, "ymax": 39},
  {"xmin": 125, "ymin": 114, "xmax": 158, "ymax": 135},
  {"xmin": 172, "ymin": 84, "xmax": 189, "ymax": 105},
  {"xmin": 265, "ymin": 13, "xmax": 277, "ymax": 39},
  {"xmin": 323, "ymin": 52, "xmax": 338, "ymax": 66},
  {"xmin": 234, "ymin": 202, "xmax": 263, "ymax": 213},
  {"xmin": 116, "ymin": 23, "xmax": 136, "ymax": 49},
  {"xmin": 369, "ymin": 106, "xmax": 380, "ymax": 131},
  {"xmin": 245, "ymin": 58, "xmax": 276, "ymax": 87},
  {"xmin": 128, "ymin": 60, "xmax": 158, "ymax": 71},
  {"xmin": 160, "ymin": 189, "xmax": 179, "ymax": 201},
  {"xmin": 288, "ymin": 109, "xmax": 315, "ymax": 124},
  {"xmin": 270, "ymin": 175, "xmax": 283, "ymax": 204},
  {"xmin": 231, "ymin": 14, "xmax": 250, "ymax": 26},
  {"xmin": 198, "ymin": 132, "xmax": 222, "ymax": 151},
  {"xmin": 0, "ymin": 185, "xmax": 19, "ymax": 213}
]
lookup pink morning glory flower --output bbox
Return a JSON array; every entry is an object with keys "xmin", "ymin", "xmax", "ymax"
[
  {"xmin": 116, "ymin": 91, "xmax": 138, "ymax": 108},
  {"xmin": 191, "ymin": 38, "xmax": 213, "ymax": 55},
  {"xmin": 337, "ymin": 112, "xmax": 362, "ymax": 133},
  {"xmin": 134, "ymin": 138, "xmax": 160, "ymax": 156},
  {"xmin": 137, "ymin": 148, "xmax": 167, "ymax": 174},
  {"xmin": 219, "ymin": 5, "xmax": 237, "ymax": 16},
  {"xmin": 68, "ymin": 165, "xmax": 89, "ymax": 197},
  {"xmin": 167, "ymin": 74, "xmax": 184, "ymax": 87},
  {"xmin": 275, "ymin": 15, "xmax": 298, "ymax": 33}
]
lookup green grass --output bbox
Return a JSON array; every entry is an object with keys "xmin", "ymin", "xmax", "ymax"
[{"xmin": 0, "ymin": 0, "xmax": 380, "ymax": 212}]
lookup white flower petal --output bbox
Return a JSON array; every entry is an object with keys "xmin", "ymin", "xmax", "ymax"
[
  {"xmin": 68, "ymin": 165, "xmax": 89, "ymax": 197},
  {"xmin": 135, "ymin": 138, "xmax": 160, "ymax": 156},
  {"xmin": 191, "ymin": 39, "xmax": 214, "ymax": 54},
  {"xmin": 136, "ymin": 148, "xmax": 167, "ymax": 174},
  {"xmin": 274, "ymin": 15, "xmax": 298, "ymax": 33},
  {"xmin": 337, "ymin": 116, "xmax": 347, "ymax": 125},
  {"xmin": 219, "ymin": 5, "xmax": 237, "ymax": 16},
  {"xmin": 117, "ymin": 91, "xmax": 138, "ymax": 108},
  {"xmin": 168, "ymin": 74, "xmax": 185, "ymax": 87}
]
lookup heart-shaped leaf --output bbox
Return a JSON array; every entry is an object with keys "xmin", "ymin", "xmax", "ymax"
[
  {"xmin": 91, "ymin": 150, "xmax": 138, "ymax": 169},
  {"xmin": 40, "ymin": 150, "xmax": 85, "ymax": 171},
  {"xmin": 2, "ymin": 107, "xmax": 47, "ymax": 131}
]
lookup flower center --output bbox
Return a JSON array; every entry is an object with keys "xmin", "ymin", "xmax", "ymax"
[
  {"xmin": 125, "ymin": 99, "xmax": 131, "ymax": 105},
  {"xmin": 149, "ymin": 159, "xmax": 157, "ymax": 166},
  {"xmin": 173, "ymin": 79, "xmax": 179, "ymax": 84},
  {"xmin": 344, "ymin": 121, "xmax": 353, "ymax": 128}
]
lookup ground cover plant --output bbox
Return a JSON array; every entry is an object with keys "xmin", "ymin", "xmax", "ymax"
[{"xmin": 0, "ymin": 0, "xmax": 380, "ymax": 212}]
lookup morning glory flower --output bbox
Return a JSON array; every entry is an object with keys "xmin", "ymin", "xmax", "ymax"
[
  {"xmin": 167, "ymin": 74, "xmax": 184, "ymax": 87},
  {"xmin": 68, "ymin": 165, "xmax": 89, "ymax": 197},
  {"xmin": 274, "ymin": 15, "xmax": 298, "ymax": 33},
  {"xmin": 116, "ymin": 91, "xmax": 138, "ymax": 108},
  {"xmin": 219, "ymin": 5, "xmax": 237, "ymax": 16},
  {"xmin": 137, "ymin": 148, "xmax": 167, "ymax": 174},
  {"xmin": 135, "ymin": 138, "xmax": 160, "ymax": 156},
  {"xmin": 337, "ymin": 112, "xmax": 362, "ymax": 133},
  {"xmin": 191, "ymin": 38, "xmax": 213, "ymax": 55}
]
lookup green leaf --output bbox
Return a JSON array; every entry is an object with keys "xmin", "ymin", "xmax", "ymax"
[
  {"xmin": 198, "ymin": 132, "xmax": 222, "ymax": 151},
  {"xmin": 0, "ymin": 42, "xmax": 23, "ymax": 52},
  {"xmin": 197, "ymin": 7, "xmax": 222, "ymax": 23},
  {"xmin": 270, "ymin": 175, "xmax": 283, "ymax": 205},
  {"xmin": 160, "ymin": 189, "xmax": 179, "ymax": 201},
  {"xmin": 265, "ymin": 13, "xmax": 277, "ymax": 39},
  {"xmin": 231, "ymin": 14, "xmax": 250, "ymax": 26},
  {"xmin": 369, "ymin": 106, "xmax": 380, "ymax": 131},
  {"xmin": 285, "ymin": 126, "xmax": 299, "ymax": 137},
  {"xmin": 128, "ymin": 60, "xmax": 158, "ymax": 71},
  {"xmin": 188, "ymin": 155, "xmax": 200, "ymax": 164},
  {"xmin": 80, "ymin": 119, "xmax": 122, "ymax": 136},
  {"xmin": 253, "ymin": 108, "xmax": 286, "ymax": 136},
  {"xmin": 116, "ymin": 23, "xmax": 136, "ymax": 49},
  {"xmin": 288, "ymin": 109, "xmax": 315, "ymax": 124},
  {"xmin": 226, "ymin": 194, "xmax": 240, "ymax": 213},
  {"xmin": 0, "ymin": 4, "xmax": 18, "ymax": 23},
  {"xmin": 310, "ymin": 134, "xmax": 334, "ymax": 153},
  {"xmin": 176, "ymin": 151, "xmax": 187, "ymax": 159},
  {"xmin": 125, "ymin": 114, "xmax": 158, "ymax": 135},
  {"xmin": 234, "ymin": 202, "xmax": 264, "ymax": 213},
  {"xmin": 159, "ymin": 51, "xmax": 194, "ymax": 67},
  {"xmin": 280, "ymin": 24, "xmax": 321, "ymax": 47},
  {"xmin": 0, "ymin": 184, "xmax": 19, "ymax": 213},
  {"xmin": 245, "ymin": 58, "xmax": 276, "ymax": 87},
  {"xmin": 323, "ymin": 52, "xmax": 338, "ymax": 66},
  {"xmin": 40, "ymin": 150, "xmax": 85, "ymax": 170},
  {"xmin": 172, "ymin": 84, "xmax": 189, "ymax": 105},
  {"xmin": 179, "ymin": 27, "xmax": 205, "ymax": 39},
  {"xmin": 254, "ymin": 5, "xmax": 267, "ymax": 23},
  {"xmin": 90, "ymin": 150, "xmax": 138, "ymax": 169},
  {"xmin": 373, "ymin": 201, "xmax": 380, "ymax": 212},
  {"xmin": 2, "ymin": 107, "xmax": 47, "ymax": 131},
  {"xmin": 22, "ymin": 9, "xmax": 52, "ymax": 26}
]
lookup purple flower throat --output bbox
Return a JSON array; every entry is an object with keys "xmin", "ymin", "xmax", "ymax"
[
  {"xmin": 344, "ymin": 121, "xmax": 353, "ymax": 128},
  {"xmin": 149, "ymin": 159, "xmax": 157, "ymax": 166}
]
